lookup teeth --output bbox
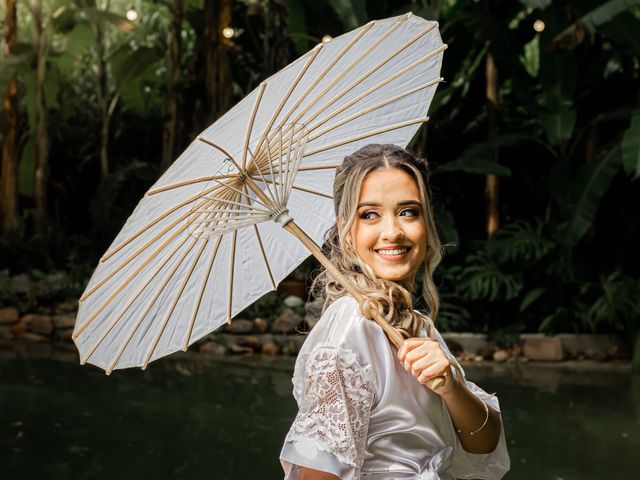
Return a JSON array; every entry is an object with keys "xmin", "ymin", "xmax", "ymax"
[{"xmin": 376, "ymin": 248, "xmax": 408, "ymax": 255}]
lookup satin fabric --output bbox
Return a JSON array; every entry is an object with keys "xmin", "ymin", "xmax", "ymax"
[{"xmin": 280, "ymin": 296, "xmax": 510, "ymax": 480}]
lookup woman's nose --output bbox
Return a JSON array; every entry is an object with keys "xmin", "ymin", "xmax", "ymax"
[{"xmin": 382, "ymin": 217, "xmax": 404, "ymax": 241}]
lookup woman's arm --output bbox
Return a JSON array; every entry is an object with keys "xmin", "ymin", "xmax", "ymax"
[
  {"xmin": 299, "ymin": 467, "xmax": 341, "ymax": 480},
  {"xmin": 397, "ymin": 338, "xmax": 502, "ymax": 454}
]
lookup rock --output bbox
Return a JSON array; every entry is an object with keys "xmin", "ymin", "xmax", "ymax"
[
  {"xmin": 235, "ymin": 335, "xmax": 262, "ymax": 352},
  {"xmin": 35, "ymin": 272, "xmax": 69, "ymax": 299},
  {"xmin": 272, "ymin": 308, "xmax": 304, "ymax": 334},
  {"xmin": 523, "ymin": 336, "xmax": 565, "ymax": 361},
  {"xmin": 0, "ymin": 307, "xmax": 19, "ymax": 325},
  {"xmin": 284, "ymin": 295, "xmax": 304, "ymax": 308},
  {"xmin": 473, "ymin": 355, "xmax": 484, "ymax": 362},
  {"xmin": 229, "ymin": 344, "xmax": 253, "ymax": 355},
  {"xmin": 22, "ymin": 314, "xmax": 54, "ymax": 336},
  {"xmin": 261, "ymin": 341, "xmax": 280, "ymax": 356},
  {"xmin": 19, "ymin": 332, "xmax": 50, "ymax": 342},
  {"xmin": 253, "ymin": 317, "xmax": 269, "ymax": 333},
  {"xmin": 199, "ymin": 342, "xmax": 227, "ymax": 355},
  {"xmin": 53, "ymin": 314, "xmax": 76, "ymax": 329},
  {"xmin": 0, "ymin": 325, "xmax": 13, "ymax": 339},
  {"xmin": 282, "ymin": 339, "xmax": 303, "ymax": 356},
  {"xmin": 584, "ymin": 348, "xmax": 609, "ymax": 362},
  {"xmin": 444, "ymin": 338, "xmax": 463, "ymax": 357},
  {"xmin": 55, "ymin": 328, "xmax": 74, "ymax": 341},
  {"xmin": 56, "ymin": 302, "xmax": 78, "ymax": 313},
  {"xmin": 478, "ymin": 346, "xmax": 495, "ymax": 360},
  {"xmin": 510, "ymin": 345, "xmax": 523, "ymax": 358},
  {"xmin": 226, "ymin": 319, "xmax": 254, "ymax": 334},
  {"xmin": 10, "ymin": 274, "xmax": 31, "ymax": 294},
  {"xmin": 493, "ymin": 349, "xmax": 509, "ymax": 362}
]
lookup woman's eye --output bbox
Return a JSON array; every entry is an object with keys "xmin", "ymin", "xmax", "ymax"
[
  {"xmin": 400, "ymin": 208, "xmax": 419, "ymax": 217},
  {"xmin": 359, "ymin": 211, "xmax": 379, "ymax": 220}
]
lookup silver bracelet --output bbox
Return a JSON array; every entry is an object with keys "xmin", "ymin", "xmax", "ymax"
[{"xmin": 456, "ymin": 400, "xmax": 489, "ymax": 436}]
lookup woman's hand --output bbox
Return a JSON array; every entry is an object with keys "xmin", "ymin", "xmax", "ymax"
[{"xmin": 397, "ymin": 337, "xmax": 458, "ymax": 396}]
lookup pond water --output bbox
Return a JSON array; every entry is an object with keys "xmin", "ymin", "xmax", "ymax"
[{"xmin": 0, "ymin": 346, "xmax": 638, "ymax": 480}]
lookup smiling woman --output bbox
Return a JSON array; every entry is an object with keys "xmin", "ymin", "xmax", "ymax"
[{"xmin": 279, "ymin": 144, "xmax": 510, "ymax": 480}]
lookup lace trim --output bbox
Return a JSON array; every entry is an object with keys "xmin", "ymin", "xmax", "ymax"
[{"xmin": 286, "ymin": 344, "xmax": 375, "ymax": 468}]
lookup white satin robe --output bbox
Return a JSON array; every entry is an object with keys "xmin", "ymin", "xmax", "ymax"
[{"xmin": 280, "ymin": 296, "xmax": 510, "ymax": 480}]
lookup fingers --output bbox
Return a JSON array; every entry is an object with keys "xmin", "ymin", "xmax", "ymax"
[
  {"xmin": 397, "ymin": 338, "xmax": 425, "ymax": 361},
  {"xmin": 418, "ymin": 359, "xmax": 450, "ymax": 384}
]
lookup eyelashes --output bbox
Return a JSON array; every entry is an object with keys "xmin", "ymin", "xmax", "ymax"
[{"xmin": 359, "ymin": 209, "xmax": 421, "ymax": 220}]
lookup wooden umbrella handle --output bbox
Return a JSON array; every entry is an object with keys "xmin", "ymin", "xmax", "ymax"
[{"xmin": 283, "ymin": 221, "xmax": 447, "ymax": 391}]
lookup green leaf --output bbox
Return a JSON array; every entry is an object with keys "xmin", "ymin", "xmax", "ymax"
[
  {"xmin": 77, "ymin": 8, "xmax": 137, "ymax": 32},
  {"xmin": 622, "ymin": 111, "xmax": 640, "ymax": 178},
  {"xmin": 563, "ymin": 143, "xmax": 622, "ymax": 246},
  {"xmin": 328, "ymin": 0, "xmax": 368, "ymax": 30},
  {"xmin": 0, "ymin": 53, "xmax": 31, "ymax": 102},
  {"xmin": 284, "ymin": 0, "xmax": 309, "ymax": 55},
  {"xmin": 436, "ymin": 158, "xmax": 512, "ymax": 176},
  {"xmin": 519, "ymin": 288, "xmax": 546, "ymax": 312},
  {"xmin": 552, "ymin": 0, "xmax": 640, "ymax": 49},
  {"xmin": 520, "ymin": 34, "xmax": 540, "ymax": 78},
  {"xmin": 517, "ymin": 0, "xmax": 552, "ymax": 9},
  {"xmin": 599, "ymin": 12, "xmax": 640, "ymax": 55},
  {"xmin": 434, "ymin": 204, "xmax": 459, "ymax": 253},
  {"xmin": 539, "ymin": 107, "xmax": 576, "ymax": 146}
]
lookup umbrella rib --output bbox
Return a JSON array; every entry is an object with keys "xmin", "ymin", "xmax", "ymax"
[
  {"xmin": 262, "ymin": 21, "xmax": 376, "ymax": 145},
  {"xmin": 206, "ymin": 176, "xmax": 272, "ymax": 210},
  {"xmin": 76, "ymin": 189, "xmax": 237, "ymax": 336},
  {"xmin": 304, "ymin": 116, "xmax": 430, "ymax": 158},
  {"xmin": 309, "ymin": 77, "xmax": 444, "ymax": 142},
  {"xmin": 196, "ymin": 136, "xmax": 243, "ymax": 173},
  {"xmin": 106, "ymin": 235, "xmax": 200, "ymax": 374},
  {"xmin": 242, "ymin": 82, "xmax": 267, "ymax": 170},
  {"xmin": 253, "ymin": 44, "xmax": 324, "ymax": 160},
  {"xmin": 79, "ymin": 232, "xmax": 193, "ymax": 364},
  {"xmin": 246, "ymin": 148, "xmax": 279, "ymax": 206},
  {"xmin": 142, "ymin": 237, "xmax": 210, "ymax": 369},
  {"xmin": 270, "ymin": 164, "xmax": 340, "ymax": 174},
  {"xmin": 256, "ymin": 177, "xmax": 333, "ymax": 199},
  {"xmin": 241, "ymin": 182, "xmax": 276, "ymax": 290},
  {"xmin": 201, "ymin": 193, "xmax": 271, "ymax": 213},
  {"xmin": 101, "ymin": 181, "xmax": 226, "ymax": 262},
  {"xmin": 182, "ymin": 234, "xmax": 224, "ymax": 351},
  {"xmin": 307, "ymin": 49, "xmax": 446, "ymax": 136},
  {"xmin": 227, "ymin": 230, "xmax": 238, "ymax": 325},
  {"xmin": 285, "ymin": 129, "xmax": 307, "ymax": 204},
  {"xmin": 296, "ymin": 22, "xmax": 440, "ymax": 134},
  {"xmin": 254, "ymin": 14, "xmax": 412, "ymax": 165},
  {"xmin": 145, "ymin": 175, "xmax": 233, "ymax": 196}
]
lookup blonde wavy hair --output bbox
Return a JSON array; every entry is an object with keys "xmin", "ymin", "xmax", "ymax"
[{"xmin": 308, "ymin": 144, "xmax": 443, "ymax": 341}]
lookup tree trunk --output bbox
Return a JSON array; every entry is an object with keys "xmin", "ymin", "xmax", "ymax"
[
  {"xmin": 94, "ymin": 20, "xmax": 109, "ymax": 178},
  {"xmin": 203, "ymin": 0, "xmax": 232, "ymax": 124},
  {"xmin": 485, "ymin": 50, "xmax": 499, "ymax": 239},
  {"xmin": 1, "ymin": 0, "xmax": 19, "ymax": 234},
  {"xmin": 161, "ymin": 0, "xmax": 184, "ymax": 171},
  {"xmin": 32, "ymin": 0, "xmax": 48, "ymax": 233}
]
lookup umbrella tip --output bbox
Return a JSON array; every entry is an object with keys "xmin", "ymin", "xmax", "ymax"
[
  {"xmin": 105, "ymin": 369, "xmax": 112, "ymax": 376},
  {"xmin": 443, "ymin": 43, "xmax": 448, "ymax": 50},
  {"xmin": 406, "ymin": 12, "xmax": 413, "ymax": 18}
]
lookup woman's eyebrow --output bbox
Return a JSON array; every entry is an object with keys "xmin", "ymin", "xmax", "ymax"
[{"xmin": 357, "ymin": 200, "xmax": 422, "ymax": 208}]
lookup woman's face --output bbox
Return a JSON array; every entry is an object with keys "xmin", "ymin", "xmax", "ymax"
[{"xmin": 348, "ymin": 167, "xmax": 428, "ymax": 287}]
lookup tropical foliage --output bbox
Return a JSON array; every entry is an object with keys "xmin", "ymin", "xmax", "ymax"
[{"xmin": 0, "ymin": 0, "xmax": 638, "ymax": 346}]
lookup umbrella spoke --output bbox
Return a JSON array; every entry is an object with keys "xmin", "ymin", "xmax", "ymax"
[
  {"xmin": 304, "ymin": 116, "xmax": 429, "ymax": 158},
  {"xmin": 253, "ymin": 44, "xmax": 324, "ymax": 162},
  {"xmin": 242, "ymin": 82, "xmax": 267, "ymax": 170},
  {"xmin": 196, "ymin": 136, "xmax": 242, "ymax": 173},
  {"xmin": 76, "ymin": 189, "xmax": 237, "ymax": 336},
  {"xmin": 264, "ymin": 21, "xmax": 375, "ymax": 146},
  {"xmin": 79, "ymin": 232, "xmax": 193, "ymax": 364},
  {"xmin": 309, "ymin": 77, "xmax": 444, "ymax": 142},
  {"xmin": 145, "ymin": 175, "xmax": 231, "ymax": 196},
  {"xmin": 106, "ymin": 234, "xmax": 201, "ymax": 375},
  {"xmin": 182, "ymin": 234, "xmax": 224, "ymax": 350},
  {"xmin": 246, "ymin": 148, "xmax": 279, "ymax": 206},
  {"xmin": 142, "ymin": 237, "xmax": 210, "ymax": 369},
  {"xmin": 227, "ymin": 231, "xmax": 238, "ymax": 325},
  {"xmin": 254, "ymin": 177, "xmax": 333, "ymax": 200},
  {"xmin": 254, "ymin": 14, "xmax": 412, "ymax": 165}
]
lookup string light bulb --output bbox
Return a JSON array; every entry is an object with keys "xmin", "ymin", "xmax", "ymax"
[
  {"xmin": 322, "ymin": 35, "xmax": 332, "ymax": 43},
  {"xmin": 126, "ymin": 8, "xmax": 138, "ymax": 21},
  {"xmin": 533, "ymin": 20, "xmax": 545, "ymax": 32},
  {"xmin": 222, "ymin": 27, "xmax": 235, "ymax": 39}
]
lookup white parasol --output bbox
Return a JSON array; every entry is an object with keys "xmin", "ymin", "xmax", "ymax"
[{"xmin": 73, "ymin": 12, "xmax": 447, "ymax": 378}]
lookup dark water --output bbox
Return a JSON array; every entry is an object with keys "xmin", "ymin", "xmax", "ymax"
[{"xmin": 1, "ymin": 346, "xmax": 638, "ymax": 480}]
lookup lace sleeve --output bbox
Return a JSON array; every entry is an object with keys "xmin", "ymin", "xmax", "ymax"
[{"xmin": 282, "ymin": 344, "xmax": 376, "ymax": 477}]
